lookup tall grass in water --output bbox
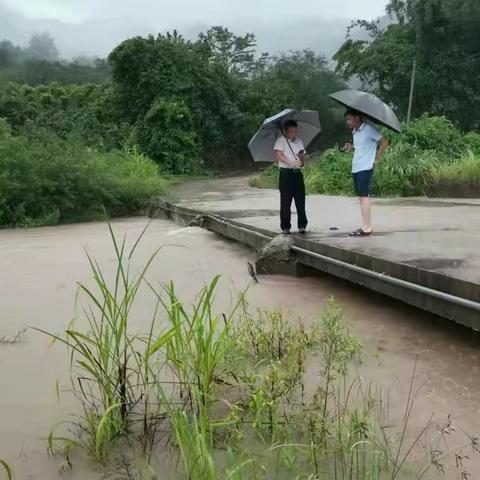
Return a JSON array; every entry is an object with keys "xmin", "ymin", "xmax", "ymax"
[
  {"xmin": 37, "ymin": 223, "xmax": 174, "ymax": 460},
  {"xmin": 39, "ymin": 227, "xmax": 480, "ymax": 478},
  {"xmin": 0, "ymin": 459, "xmax": 13, "ymax": 480},
  {"xmin": 159, "ymin": 276, "xmax": 237, "ymax": 408},
  {"xmin": 170, "ymin": 395, "xmax": 216, "ymax": 480},
  {"xmin": 151, "ymin": 278, "xmax": 240, "ymax": 480}
]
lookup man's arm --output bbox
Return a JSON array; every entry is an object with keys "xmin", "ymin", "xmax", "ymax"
[
  {"xmin": 274, "ymin": 149, "xmax": 301, "ymax": 168},
  {"xmin": 375, "ymin": 137, "xmax": 389, "ymax": 166}
]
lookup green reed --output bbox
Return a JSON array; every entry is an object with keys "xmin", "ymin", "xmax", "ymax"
[
  {"xmin": 37, "ymin": 222, "xmax": 174, "ymax": 460},
  {"xmin": 0, "ymin": 459, "xmax": 13, "ymax": 480},
  {"xmin": 38, "ymin": 225, "xmax": 479, "ymax": 479}
]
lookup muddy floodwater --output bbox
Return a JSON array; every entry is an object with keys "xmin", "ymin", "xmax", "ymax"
[{"xmin": 1, "ymin": 217, "xmax": 480, "ymax": 479}]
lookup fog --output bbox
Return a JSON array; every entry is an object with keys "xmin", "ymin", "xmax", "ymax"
[{"xmin": 0, "ymin": 0, "xmax": 388, "ymax": 58}]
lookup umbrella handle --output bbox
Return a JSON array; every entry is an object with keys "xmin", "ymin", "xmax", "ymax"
[{"xmin": 280, "ymin": 127, "xmax": 302, "ymax": 163}]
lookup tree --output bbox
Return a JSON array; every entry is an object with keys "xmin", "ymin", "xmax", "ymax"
[
  {"xmin": 132, "ymin": 97, "xmax": 201, "ymax": 173},
  {"xmin": 28, "ymin": 33, "xmax": 58, "ymax": 61},
  {"xmin": 0, "ymin": 40, "xmax": 22, "ymax": 68},
  {"xmin": 2, "ymin": 26, "xmax": 349, "ymax": 174},
  {"xmin": 334, "ymin": 23, "xmax": 415, "ymax": 118},
  {"xmin": 199, "ymin": 26, "xmax": 262, "ymax": 75},
  {"xmin": 412, "ymin": 0, "xmax": 480, "ymax": 129},
  {"xmin": 245, "ymin": 50, "xmax": 347, "ymax": 148},
  {"xmin": 386, "ymin": 0, "xmax": 408, "ymax": 23},
  {"xmin": 334, "ymin": 0, "xmax": 480, "ymax": 130},
  {"xmin": 0, "ymin": 37, "xmax": 110, "ymax": 86}
]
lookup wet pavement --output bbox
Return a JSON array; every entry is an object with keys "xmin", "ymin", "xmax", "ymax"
[{"xmin": 169, "ymin": 176, "xmax": 480, "ymax": 284}]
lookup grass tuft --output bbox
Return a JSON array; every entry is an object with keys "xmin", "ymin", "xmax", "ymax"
[{"xmin": 37, "ymin": 225, "xmax": 480, "ymax": 478}]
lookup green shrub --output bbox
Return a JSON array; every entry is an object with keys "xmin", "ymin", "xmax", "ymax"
[
  {"xmin": 372, "ymin": 143, "xmax": 439, "ymax": 196},
  {"xmin": 0, "ymin": 123, "xmax": 168, "ymax": 227},
  {"xmin": 0, "ymin": 81, "xmax": 126, "ymax": 150},
  {"xmin": 464, "ymin": 132, "xmax": 480, "ymax": 154},
  {"xmin": 131, "ymin": 97, "xmax": 203, "ymax": 174},
  {"xmin": 251, "ymin": 116, "xmax": 480, "ymax": 197},
  {"xmin": 400, "ymin": 115, "xmax": 464, "ymax": 156},
  {"xmin": 250, "ymin": 151, "xmax": 354, "ymax": 195},
  {"xmin": 304, "ymin": 149, "xmax": 354, "ymax": 195},
  {"xmin": 430, "ymin": 150, "xmax": 480, "ymax": 188}
]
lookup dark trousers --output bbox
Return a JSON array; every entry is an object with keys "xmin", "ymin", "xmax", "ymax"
[{"xmin": 279, "ymin": 168, "xmax": 308, "ymax": 231}]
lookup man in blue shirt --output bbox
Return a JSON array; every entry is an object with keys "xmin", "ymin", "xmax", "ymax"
[{"xmin": 343, "ymin": 109, "xmax": 389, "ymax": 237}]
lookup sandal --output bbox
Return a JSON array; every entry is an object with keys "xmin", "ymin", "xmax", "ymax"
[{"xmin": 349, "ymin": 228, "xmax": 372, "ymax": 237}]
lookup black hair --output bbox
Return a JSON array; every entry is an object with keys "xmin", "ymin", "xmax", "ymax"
[
  {"xmin": 283, "ymin": 119, "xmax": 298, "ymax": 130},
  {"xmin": 344, "ymin": 109, "xmax": 363, "ymax": 119}
]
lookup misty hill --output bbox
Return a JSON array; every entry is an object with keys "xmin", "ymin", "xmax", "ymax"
[
  {"xmin": 0, "ymin": 3, "xmax": 152, "ymax": 58},
  {"xmin": 0, "ymin": 2, "xmax": 376, "ymax": 60}
]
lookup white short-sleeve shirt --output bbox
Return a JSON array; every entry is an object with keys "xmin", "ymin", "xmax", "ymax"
[
  {"xmin": 274, "ymin": 135, "xmax": 305, "ymax": 169},
  {"xmin": 352, "ymin": 123, "xmax": 383, "ymax": 173}
]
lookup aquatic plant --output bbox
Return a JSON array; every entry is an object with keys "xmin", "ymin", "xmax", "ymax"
[
  {"xmin": 0, "ymin": 459, "xmax": 13, "ymax": 480},
  {"xmin": 38, "ymin": 224, "xmax": 479, "ymax": 479}
]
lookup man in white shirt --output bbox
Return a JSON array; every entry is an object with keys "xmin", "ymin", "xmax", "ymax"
[
  {"xmin": 343, "ymin": 109, "xmax": 389, "ymax": 237},
  {"xmin": 273, "ymin": 119, "xmax": 307, "ymax": 234}
]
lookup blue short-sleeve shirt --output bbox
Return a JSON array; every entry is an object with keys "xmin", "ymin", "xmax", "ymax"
[{"xmin": 352, "ymin": 123, "xmax": 383, "ymax": 173}]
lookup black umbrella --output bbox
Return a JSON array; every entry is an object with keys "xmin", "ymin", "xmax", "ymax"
[{"xmin": 329, "ymin": 90, "xmax": 402, "ymax": 133}]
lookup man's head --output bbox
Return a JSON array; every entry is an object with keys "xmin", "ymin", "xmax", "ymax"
[
  {"xmin": 283, "ymin": 119, "xmax": 298, "ymax": 141},
  {"xmin": 344, "ymin": 109, "xmax": 363, "ymax": 131}
]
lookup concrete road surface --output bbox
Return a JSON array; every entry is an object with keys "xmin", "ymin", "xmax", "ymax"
[{"xmin": 170, "ymin": 176, "xmax": 480, "ymax": 284}]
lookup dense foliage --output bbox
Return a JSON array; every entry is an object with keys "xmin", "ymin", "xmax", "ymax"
[
  {"xmin": 0, "ymin": 82, "xmax": 124, "ymax": 149},
  {"xmin": 251, "ymin": 116, "xmax": 480, "ymax": 197},
  {"xmin": 0, "ymin": 119, "xmax": 167, "ymax": 227},
  {"xmin": 0, "ymin": 29, "xmax": 346, "ymax": 175},
  {"xmin": 0, "ymin": 28, "xmax": 348, "ymax": 226},
  {"xmin": 107, "ymin": 29, "xmax": 346, "ymax": 171},
  {"xmin": 1, "ymin": 13, "xmax": 479, "ymax": 228},
  {"xmin": 334, "ymin": 0, "xmax": 480, "ymax": 130}
]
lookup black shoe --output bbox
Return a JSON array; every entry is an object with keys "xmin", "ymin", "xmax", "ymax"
[
  {"xmin": 299, "ymin": 228, "xmax": 307, "ymax": 234},
  {"xmin": 282, "ymin": 230, "xmax": 291, "ymax": 235}
]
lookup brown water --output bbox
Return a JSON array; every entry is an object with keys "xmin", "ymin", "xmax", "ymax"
[{"xmin": 1, "ymin": 217, "xmax": 480, "ymax": 479}]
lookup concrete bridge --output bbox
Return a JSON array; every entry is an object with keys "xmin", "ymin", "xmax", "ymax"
[{"xmin": 153, "ymin": 176, "xmax": 480, "ymax": 331}]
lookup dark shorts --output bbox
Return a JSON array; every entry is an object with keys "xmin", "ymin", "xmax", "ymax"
[{"xmin": 353, "ymin": 169, "xmax": 373, "ymax": 197}]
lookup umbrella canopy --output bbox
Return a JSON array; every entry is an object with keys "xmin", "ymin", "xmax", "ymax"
[
  {"xmin": 329, "ymin": 90, "xmax": 402, "ymax": 133},
  {"xmin": 248, "ymin": 109, "xmax": 322, "ymax": 163}
]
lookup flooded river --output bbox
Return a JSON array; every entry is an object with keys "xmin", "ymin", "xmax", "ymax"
[{"xmin": 1, "ymin": 217, "xmax": 480, "ymax": 479}]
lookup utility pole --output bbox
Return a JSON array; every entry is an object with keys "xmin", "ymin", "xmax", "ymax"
[{"xmin": 407, "ymin": 59, "xmax": 416, "ymax": 123}]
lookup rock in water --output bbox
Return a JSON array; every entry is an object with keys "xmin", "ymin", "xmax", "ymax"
[
  {"xmin": 255, "ymin": 235, "xmax": 295, "ymax": 275},
  {"xmin": 189, "ymin": 215, "xmax": 206, "ymax": 228},
  {"xmin": 258, "ymin": 235, "xmax": 294, "ymax": 263}
]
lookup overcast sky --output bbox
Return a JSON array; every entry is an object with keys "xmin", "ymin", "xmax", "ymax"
[
  {"xmin": 1, "ymin": 0, "xmax": 389, "ymax": 58},
  {"xmin": 4, "ymin": 0, "xmax": 388, "ymax": 24}
]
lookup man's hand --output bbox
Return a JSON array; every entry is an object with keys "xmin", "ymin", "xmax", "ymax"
[
  {"xmin": 275, "ymin": 149, "xmax": 302, "ymax": 168},
  {"xmin": 342, "ymin": 142, "xmax": 353, "ymax": 152},
  {"xmin": 293, "ymin": 159, "xmax": 303, "ymax": 168},
  {"xmin": 297, "ymin": 150, "xmax": 306, "ymax": 166}
]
